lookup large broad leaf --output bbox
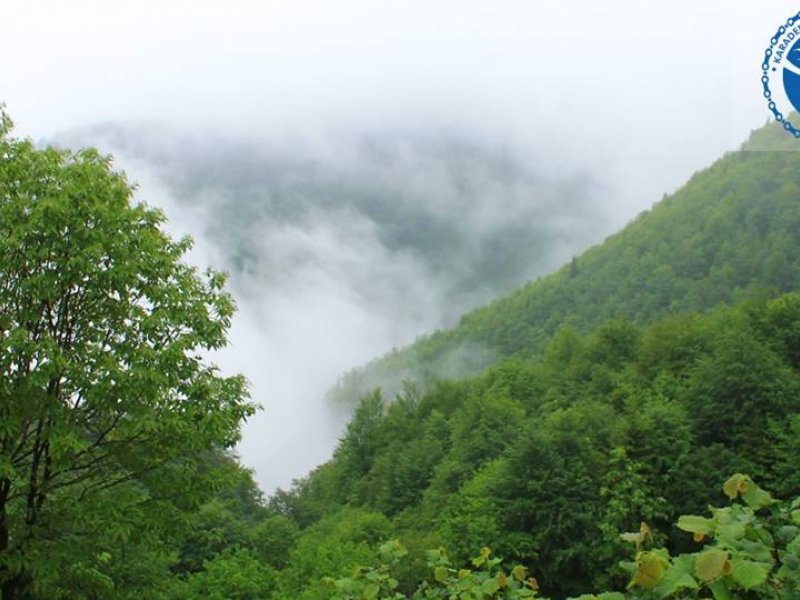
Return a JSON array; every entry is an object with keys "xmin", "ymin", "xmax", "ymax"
[
  {"xmin": 741, "ymin": 485, "xmax": 775, "ymax": 510},
  {"xmin": 695, "ymin": 549, "xmax": 731, "ymax": 582},
  {"xmin": 511, "ymin": 565, "xmax": 526, "ymax": 582},
  {"xmin": 434, "ymin": 567, "xmax": 448, "ymax": 583},
  {"xmin": 738, "ymin": 539, "xmax": 774, "ymax": 563},
  {"xmin": 653, "ymin": 555, "xmax": 699, "ymax": 598},
  {"xmin": 709, "ymin": 579, "xmax": 735, "ymax": 600},
  {"xmin": 715, "ymin": 519, "xmax": 746, "ymax": 544},
  {"xmin": 363, "ymin": 582, "xmax": 380, "ymax": 599},
  {"xmin": 723, "ymin": 474, "xmax": 774, "ymax": 509},
  {"xmin": 731, "ymin": 560, "xmax": 769, "ymax": 590},
  {"xmin": 481, "ymin": 578, "xmax": 499, "ymax": 595},
  {"xmin": 677, "ymin": 515, "xmax": 715, "ymax": 536},
  {"xmin": 723, "ymin": 474, "xmax": 749, "ymax": 500},
  {"xmin": 632, "ymin": 552, "xmax": 666, "ymax": 589}
]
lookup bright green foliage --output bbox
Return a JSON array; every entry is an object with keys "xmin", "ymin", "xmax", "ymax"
[
  {"xmin": 414, "ymin": 546, "xmax": 542, "ymax": 599},
  {"xmin": 313, "ymin": 477, "xmax": 799, "ymax": 600},
  {"xmin": 0, "ymin": 110, "xmax": 254, "ymax": 597},
  {"xmin": 619, "ymin": 475, "xmax": 800, "ymax": 599},
  {"xmin": 333, "ymin": 391, "xmax": 389, "ymax": 502},
  {"xmin": 4, "ymin": 108, "xmax": 800, "ymax": 598},
  {"xmin": 681, "ymin": 326, "xmax": 798, "ymax": 452},
  {"xmin": 320, "ymin": 543, "xmax": 542, "ymax": 600},
  {"xmin": 319, "ymin": 540, "xmax": 408, "ymax": 600},
  {"xmin": 274, "ymin": 508, "xmax": 393, "ymax": 599},
  {"xmin": 270, "ymin": 293, "xmax": 800, "ymax": 598},
  {"xmin": 437, "ymin": 459, "xmax": 506, "ymax": 562},
  {"xmin": 171, "ymin": 548, "xmax": 279, "ymax": 600}
]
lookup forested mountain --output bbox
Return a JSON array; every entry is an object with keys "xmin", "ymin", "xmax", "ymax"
[
  {"xmin": 7, "ymin": 111, "xmax": 800, "ymax": 600},
  {"xmin": 166, "ymin": 295, "xmax": 800, "ymax": 599},
  {"xmin": 55, "ymin": 123, "xmax": 618, "ymax": 492},
  {"xmin": 144, "ymin": 119, "xmax": 800, "ymax": 599},
  {"xmin": 332, "ymin": 118, "xmax": 800, "ymax": 403}
]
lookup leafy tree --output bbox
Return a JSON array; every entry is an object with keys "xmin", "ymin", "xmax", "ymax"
[
  {"xmin": 173, "ymin": 547, "xmax": 278, "ymax": 600},
  {"xmin": 173, "ymin": 452, "xmax": 268, "ymax": 575},
  {"xmin": 0, "ymin": 110, "xmax": 254, "ymax": 598},
  {"xmin": 437, "ymin": 459, "xmax": 506, "ymax": 562},
  {"xmin": 498, "ymin": 408, "xmax": 612, "ymax": 597},
  {"xmin": 332, "ymin": 391, "xmax": 387, "ymax": 502},
  {"xmin": 682, "ymin": 326, "xmax": 799, "ymax": 453},
  {"xmin": 595, "ymin": 447, "xmax": 669, "ymax": 591},
  {"xmin": 277, "ymin": 508, "xmax": 392, "ymax": 599},
  {"xmin": 315, "ymin": 476, "xmax": 799, "ymax": 600},
  {"xmin": 250, "ymin": 515, "xmax": 301, "ymax": 570}
]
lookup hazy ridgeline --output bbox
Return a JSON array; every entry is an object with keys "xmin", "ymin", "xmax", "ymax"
[{"xmin": 56, "ymin": 123, "xmax": 611, "ymax": 491}]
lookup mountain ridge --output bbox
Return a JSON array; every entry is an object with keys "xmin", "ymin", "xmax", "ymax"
[{"xmin": 331, "ymin": 117, "xmax": 800, "ymax": 405}]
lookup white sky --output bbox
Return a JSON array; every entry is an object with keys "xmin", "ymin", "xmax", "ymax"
[
  {"xmin": 2, "ymin": 0, "xmax": 798, "ymax": 491},
  {"xmin": 2, "ymin": 1, "xmax": 795, "ymax": 216}
]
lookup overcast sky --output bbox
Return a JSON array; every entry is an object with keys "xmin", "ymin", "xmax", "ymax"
[
  {"xmin": 2, "ymin": 2, "xmax": 791, "ymax": 160},
  {"xmin": 2, "ymin": 0, "xmax": 797, "ymax": 491}
]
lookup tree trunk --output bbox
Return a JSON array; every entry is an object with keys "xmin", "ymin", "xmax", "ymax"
[
  {"xmin": 0, "ymin": 492, "xmax": 14, "ymax": 600},
  {"xmin": 0, "ymin": 480, "xmax": 23, "ymax": 600}
]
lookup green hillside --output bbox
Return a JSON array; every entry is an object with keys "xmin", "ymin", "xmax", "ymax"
[
  {"xmin": 156, "ymin": 290, "xmax": 800, "ymax": 599},
  {"xmin": 332, "ymin": 118, "xmax": 800, "ymax": 403},
  {"xmin": 7, "ymin": 111, "xmax": 800, "ymax": 600},
  {"xmin": 152, "ymin": 117, "xmax": 800, "ymax": 600}
]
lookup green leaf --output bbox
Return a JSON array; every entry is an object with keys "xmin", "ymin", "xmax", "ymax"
[
  {"xmin": 738, "ymin": 539, "xmax": 774, "ymax": 563},
  {"xmin": 723, "ymin": 474, "xmax": 748, "ymax": 500},
  {"xmin": 741, "ymin": 485, "xmax": 774, "ymax": 509},
  {"xmin": 652, "ymin": 555, "xmax": 699, "ymax": 598},
  {"xmin": 481, "ymin": 578, "xmax": 499, "ymax": 595},
  {"xmin": 709, "ymin": 578, "xmax": 734, "ymax": 600},
  {"xmin": 496, "ymin": 572, "xmax": 508, "ymax": 589},
  {"xmin": 715, "ymin": 519, "xmax": 746, "ymax": 544},
  {"xmin": 632, "ymin": 552, "xmax": 665, "ymax": 589},
  {"xmin": 434, "ymin": 566, "xmax": 449, "ymax": 583},
  {"xmin": 695, "ymin": 549, "xmax": 730, "ymax": 582},
  {"xmin": 677, "ymin": 515, "xmax": 715, "ymax": 535},
  {"xmin": 731, "ymin": 560, "xmax": 769, "ymax": 590},
  {"xmin": 512, "ymin": 565, "xmax": 526, "ymax": 581},
  {"xmin": 363, "ymin": 582, "xmax": 380, "ymax": 599}
]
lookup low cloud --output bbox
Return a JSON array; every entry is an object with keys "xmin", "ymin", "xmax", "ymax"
[{"xmin": 59, "ymin": 123, "xmax": 610, "ymax": 492}]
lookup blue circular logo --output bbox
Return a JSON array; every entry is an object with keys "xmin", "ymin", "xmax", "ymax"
[{"xmin": 762, "ymin": 12, "xmax": 800, "ymax": 138}]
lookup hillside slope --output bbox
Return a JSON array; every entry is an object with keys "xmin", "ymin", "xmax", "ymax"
[
  {"xmin": 133, "ymin": 120, "xmax": 800, "ymax": 600},
  {"xmin": 333, "ymin": 118, "xmax": 800, "ymax": 402}
]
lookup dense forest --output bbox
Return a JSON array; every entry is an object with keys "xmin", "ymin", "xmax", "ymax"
[
  {"xmin": 331, "ymin": 118, "xmax": 800, "ymax": 403},
  {"xmin": 3, "ymin": 110, "xmax": 800, "ymax": 600}
]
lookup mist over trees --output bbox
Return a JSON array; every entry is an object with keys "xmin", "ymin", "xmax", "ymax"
[
  {"xmin": 55, "ymin": 122, "xmax": 613, "ymax": 491},
  {"xmin": 3, "ymin": 109, "xmax": 800, "ymax": 599},
  {"xmin": 332, "ymin": 118, "xmax": 800, "ymax": 404},
  {"xmin": 59, "ymin": 122, "xmax": 609, "ymax": 321},
  {"xmin": 144, "ymin": 117, "xmax": 800, "ymax": 599}
]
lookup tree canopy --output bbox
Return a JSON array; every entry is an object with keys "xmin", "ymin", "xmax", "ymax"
[
  {"xmin": 4, "ymin": 110, "xmax": 800, "ymax": 599},
  {"xmin": 0, "ymin": 109, "xmax": 254, "ymax": 598}
]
